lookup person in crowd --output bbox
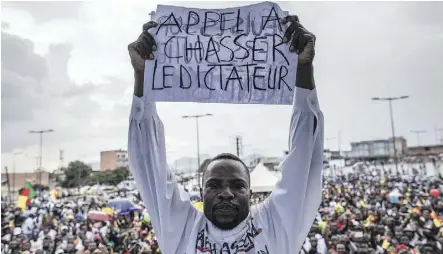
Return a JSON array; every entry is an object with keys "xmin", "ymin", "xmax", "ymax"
[{"xmin": 1, "ymin": 163, "xmax": 443, "ymax": 253}]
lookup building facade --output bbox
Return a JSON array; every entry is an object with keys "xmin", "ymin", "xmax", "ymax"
[
  {"xmin": 346, "ymin": 137, "xmax": 407, "ymax": 161},
  {"xmin": 1, "ymin": 171, "xmax": 51, "ymax": 196},
  {"xmin": 100, "ymin": 149, "xmax": 128, "ymax": 171},
  {"xmin": 407, "ymin": 144, "xmax": 443, "ymax": 156}
]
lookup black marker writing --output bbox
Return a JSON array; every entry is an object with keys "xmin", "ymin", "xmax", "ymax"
[{"xmin": 151, "ymin": 3, "xmax": 294, "ymax": 104}]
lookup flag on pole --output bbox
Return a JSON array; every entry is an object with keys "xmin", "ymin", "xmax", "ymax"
[
  {"xmin": 20, "ymin": 181, "xmax": 36, "ymax": 199},
  {"xmin": 16, "ymin": 181, "xmax": 36, "ymax": 211}
]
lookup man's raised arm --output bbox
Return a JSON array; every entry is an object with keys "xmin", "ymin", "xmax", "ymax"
[
  {"xmin": 127, "ymin": 22, "xmax": 197, "ymax": 253},
  {"xmin": 253, "ymin": 16, "xmax": 324, "ymax": 253}
]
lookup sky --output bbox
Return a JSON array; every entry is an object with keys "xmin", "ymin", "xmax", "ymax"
[{"xmin": 1, "ymin": 1, "xmax": 443, "ymax": 173}]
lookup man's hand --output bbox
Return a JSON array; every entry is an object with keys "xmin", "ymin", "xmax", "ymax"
[
  {"xmin": 282, "ymin": 15, "xmax": 315, "ymax": 65},
  {"xmin": 128, "ymin": 21, "xmax": 158, "ymax": 97},
  {"xmin": 282, "ymin": 15, "xmax": 316, "ymax": 90}
]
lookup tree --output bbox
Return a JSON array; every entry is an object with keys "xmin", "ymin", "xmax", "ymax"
[
  {"xmin": 89, "ymin": 166, "xmax": 130, "ymax": 186},
  {"xmin": 61, "ymin": 161, "xmax": 93, "ymax": 188}
]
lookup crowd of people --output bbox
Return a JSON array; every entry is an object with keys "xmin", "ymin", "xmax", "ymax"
[
  {"xmin": 2, "ymin": 164, "xmax": 443, "ymax": 254},
  {"xmin": 301, "ymin": 165, "xmax": 443, "ymax": 254},
  {"xmin": 1, "ymin": 193, "xmax": 161, "ymax": 254}
]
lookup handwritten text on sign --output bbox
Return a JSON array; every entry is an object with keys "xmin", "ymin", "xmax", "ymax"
[{"xmin": 144, "ymin": 2, "xmax": 297, "ymax": 105}]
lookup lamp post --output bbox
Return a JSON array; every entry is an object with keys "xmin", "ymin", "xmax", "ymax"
[
  {"xmin": 411, "ymin": 130, "xmax": 426, "ymax": 146},
  {"xmin": 29, "ymin": 129, "xmax": 54, "ymax": 184},
  {"xmin": 182, "ymin": 114, "xmax": 213, "ymax": 188},
  {"xmin": 371, "ymin": 96, "xmax": 409, "ymax": 174}
]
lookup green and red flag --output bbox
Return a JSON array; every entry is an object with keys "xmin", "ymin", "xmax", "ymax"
[
  {"xmin": 17, "ymin": 181, "xmax": 35, "ymax": 211},
  {"xmin": 20, "ymin": 181, "xmax": 36, "ymax": 199}
]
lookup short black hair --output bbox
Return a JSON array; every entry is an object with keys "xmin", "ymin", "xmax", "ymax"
[{"xmin": 202, "ymin": 153, "xmax": 250, "ymax": 186}]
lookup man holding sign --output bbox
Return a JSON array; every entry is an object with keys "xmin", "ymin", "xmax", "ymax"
[{"xmin": 128, "ymin": 2, "xmax": 323, "ymax": 254}]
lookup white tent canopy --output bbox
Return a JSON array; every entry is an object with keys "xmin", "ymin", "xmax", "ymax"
[{"xmin": 250, "ymin": 163, "xmax": 279, "ymax": 193}]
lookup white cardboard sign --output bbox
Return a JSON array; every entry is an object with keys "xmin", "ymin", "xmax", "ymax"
[{"xmin": 144, "ymin": 2, "xmax": 297, "ymax": 105}]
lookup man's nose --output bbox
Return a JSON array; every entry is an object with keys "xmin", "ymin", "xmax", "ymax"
[{"xmin": 218, "ymin": 187, "xmax": 234, "ymax": 200}]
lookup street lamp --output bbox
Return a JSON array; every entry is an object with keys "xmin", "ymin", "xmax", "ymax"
[
  {"xmin": 411, "ymin": 130, "xmax": 426, "ymax": 146},
  {"xmin": 182, "ymin": 114, "xmax": 213, "ymax": 188},
  {"xmin": 29, "ymin": 129, "xmax": 54, "ymax": 184},
  {"xmin": 371, "ymin": 96, "xmax": 409, "ymax": 173}
]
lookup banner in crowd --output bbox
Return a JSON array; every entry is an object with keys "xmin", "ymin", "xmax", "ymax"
[{"xmin": 144, "ymin": 2, "xmax": 297, "ymax": 105}]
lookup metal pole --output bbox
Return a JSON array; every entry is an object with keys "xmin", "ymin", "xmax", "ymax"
[
  {"xmin": 372, "ymin": 96, "xmax": 408, "ymax": 175},
  {"xmin": 39, "ymin": 132, "xmax": 43, "ymax": 185},
  {"xmin": 411, "ymin": 130, "xmax": 426, "ymax": 146},
  {"xmin": 437, "ymin": 128, "xmax": 443, "ymax": 144},
  {"xmin": 5, "ymin": 167, "xmax": 11, "ymax": 199},
  {"xmin": 182, "ymin": 114, "xmax": 212, "ymax": 189},
  {"xmin": 338, "ymin": 131, "xmax": 342, "ymax": 156},
  {"xmin": 196, "ymin": 117, "xmax": 201, "ymax": 188},
  {"xmin": 12, "ymin": 158, "xmax": 16, "ymax": 196},
  {"xmin": 388, "ymin": 99, "xmax": 399, "ymax": 174},
  {"xmin": 29, "ymin": 129, "xmax": 54, "ymax": 185}
]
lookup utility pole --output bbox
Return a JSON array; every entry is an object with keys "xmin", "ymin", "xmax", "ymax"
[
  {"xmin": 59, "ymin": 149, "xmax": 64, "ymax": 169},
  {"xmin": 338, "ymin": 131, "xmax": 342, "ymax": 157},
  {"xmin": 182, "ymin": 114, "xmax": 213, "ymax": 188},
  {"xmin": 411, "ymin": 130, "xmax": 426, "ymax": 146},
  {"xmin": 29, "ymin": 129, "xmax": 54, "ymax": 185},
  {"xmin": 4, "ymin": 167, "xmax": 11, "ymax": 199},
  {"xmin": 236, "ymin": 136, "xmax": 243, "ymax": 157},
  {"xmin": 371, "ymin": 96, "xmax": 409, "ymax": 174},
  {"xmin": 437, "ymin": 128, "xmax": 443, "ymax": 144}
]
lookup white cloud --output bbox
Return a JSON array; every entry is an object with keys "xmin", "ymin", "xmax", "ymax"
[{"xmin": 2, "ymin": 1, "xmax": 443, "ymax": 173}]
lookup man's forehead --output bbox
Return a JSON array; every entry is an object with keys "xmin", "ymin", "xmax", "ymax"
[{"xmin": 205, "ymin": 159, "xmax": 247, "ymax": 179}]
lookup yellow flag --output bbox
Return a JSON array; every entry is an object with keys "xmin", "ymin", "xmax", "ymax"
[{"xmin": 17, "ymin": 196, "xmax": 28, "ymax": 211}]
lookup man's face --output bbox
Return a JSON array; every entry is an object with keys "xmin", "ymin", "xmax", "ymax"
[{"xmin": 202, "ymin": 159, "xmax": 250, "ymax": 230}]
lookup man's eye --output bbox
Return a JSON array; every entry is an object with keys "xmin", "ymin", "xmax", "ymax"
[
  {"xmin": 234, "ymin": 183, "xmax": 245, "ymax": 189},
  {"xmin": 207, "ymin": 183, "xmax": 217, "ymax": 188}
]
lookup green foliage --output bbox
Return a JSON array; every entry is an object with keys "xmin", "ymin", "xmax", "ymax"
[
  {"xmin": 90, "ymin": 167, "xmax": 130, "ymax": 186},
  {"xmin": 61, "ymin": 161, "xmax": 130, "ymax": 187},
  {"xmin": 61, "ymin": 161, "xmax": 93, "ymax": 188}
]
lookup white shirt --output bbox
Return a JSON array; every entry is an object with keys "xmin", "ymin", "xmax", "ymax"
[
  {"xmin": 22, "ymin": 217, "xmax": 34, "ymax": 235},
  {"xmin": 30, "ymin": 239, "xmax": 43, "ymax": 252},
  {"xmin": 129, "ymin": 87, "xmax": 324, "ymax": 254},
  {"xmin": 315, "ymin": 234, "xmax": 327, "ymax": 254}
]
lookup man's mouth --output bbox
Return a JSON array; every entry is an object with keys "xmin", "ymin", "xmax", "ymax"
[{"xmin": 214, "ymin": 204, "xmax": 238, "ymax": 214}]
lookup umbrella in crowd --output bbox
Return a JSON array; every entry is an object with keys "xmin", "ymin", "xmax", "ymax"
[{"xmin": 108, "ymin": 199, "xmax": 143, "ymax": 215}]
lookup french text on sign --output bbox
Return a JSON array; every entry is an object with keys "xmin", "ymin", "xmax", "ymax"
[{"xmin": 144, "ymin": 2, "xmax": 298, "ymax": 105}]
